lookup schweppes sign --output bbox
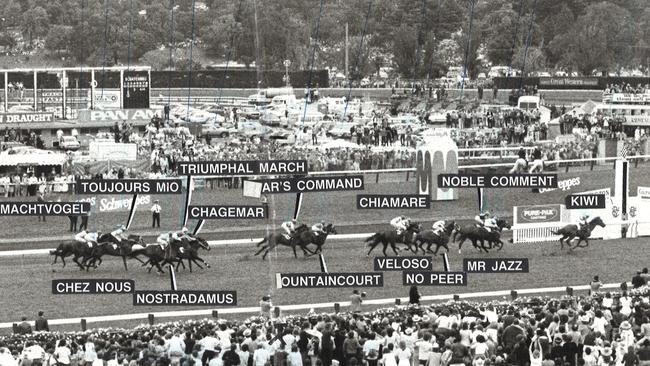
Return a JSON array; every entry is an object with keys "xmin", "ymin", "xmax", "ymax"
[{"xmin": 416, "ymin": 138, "xmax": 458, "ymax": 201}]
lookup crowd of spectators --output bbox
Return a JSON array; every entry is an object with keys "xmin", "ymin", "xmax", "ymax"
[
  {"xmin": 603, "ymin": 84, "xmax": 649, "ymax": 95},
  {"xmin": 2, "ymin": 272, "xmax": 650, "ymax": 366}
]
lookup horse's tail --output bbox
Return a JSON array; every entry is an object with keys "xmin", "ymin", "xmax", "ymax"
[
  {"xmin": 256, "ymin": 236, "xmax": 268, "ymax": 247},
  {"xmin": 365, "ymin": 233, "xmax": 380, "ymax": 243}
]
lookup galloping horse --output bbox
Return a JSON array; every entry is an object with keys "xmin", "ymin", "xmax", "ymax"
[
  {"xmin": 254, "ymin": 224, "xmax": 314, "ymax": 260},
  {"xmin": 83, "ymin": 238, "xmax": 145, "ymax": 271},
  {"xmin": 50, "ymin": 241, "xmax": 94, "ymax": 270},
  {"xmin": 365, "ymin": 222, "xmax": 421, "ymax": 257},
  {"xmin": 413, "ymin": 221, "xmax": 456, "ymax": 255},
  {"xmin": 551, "ymin": 216, "xmax": 606, "ymax": 250},
  {"xmin": 300, "ymin": 224, "xmax": 337, "ymax": 255},
  {"xmin": 454, "ymin": 219, "xmax": 510, "ymax": 253}
]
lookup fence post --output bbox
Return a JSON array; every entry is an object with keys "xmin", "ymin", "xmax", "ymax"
[
  {"xmin": 334, "ymin": 303, "xmax": 340, "ymax": 313},
  {"xmin": 590, "ymin": 159, "xmax": 595, "ymax": 171},
  {"xmin": 453, "ymin": 294, "xmax": 460, "ymax": 301},
  {"xmin": 273, "ymin": 306, "xmax": 281, "ymax": 318},
  {"xmin": 12, "ymin": 323, "xmax": 18, "ymax": 334},
  {"xmin": 635, "ymin": 157, "xmax": 639, "ymax": 168},
  {"xmin": 395, "ymin": 298, "xmax": 401, "ymax": 305},
  {"xmin": 406, "ymin": 171, "xmax": 409, "ymax": 181},
  {"xmin": 81, "ymin": 319, "xmax": 87, "ymax": 331},
  {"xmin": 510, "ymin": 290, "xmax": 518, "ymax": 300},
  {"xmin": 147, "ymin": 314, "xmax": 154, "ymax": 325},
  {"xmin": 375, "ymin": 173, "xmax": 379, "ymax": 183},
  {"xmin": 211, "ymin": 310, "xmax": 218, "ymax": 318},
  {"xmin": 565, "ymin": 163, "xmax": 570, "ymax": 173}
]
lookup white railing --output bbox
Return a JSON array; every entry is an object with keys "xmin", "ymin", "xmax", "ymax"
[{"xmin": 0, "ymin": 282, "xmax": 630, "ymax": 330}]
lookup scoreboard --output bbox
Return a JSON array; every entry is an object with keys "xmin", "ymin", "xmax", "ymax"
[{"xmin": 122, "ymin": 71, "xmax": 150, "ymax": 109}]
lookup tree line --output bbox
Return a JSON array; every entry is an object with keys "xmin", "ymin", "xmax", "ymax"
[{"xmin": 0, "ymin": 0, "xmax": 648, "ymax": 79}]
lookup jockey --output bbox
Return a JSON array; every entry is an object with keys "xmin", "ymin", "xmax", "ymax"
[
  {"xmin": 311, "ymin": 221, "xmax": 326, "ymax": 236},
  {"xmin": 157, "ymin": 232, "xmax": 174, "ymax": 259},
  {"xmin": 281, "ymin": 219, "xmax": 297, "ymax": 239},
  {"xmin": 577, "ymin": 214, "xmax": 590, "ymax": 231},
  {"xmin": 390, "ymin": 215, "xmax": 408, "ymax": 235},
  {"xmin": 432, "ymin": 220, "xmax": 446, "ymax": 236},
  {"xmin": 172, "ymin": 227, "xmax": 192, "ymax": 244},
  {"xmin": 110, "ymin": 224, "xmax": 128, "ymax": 243},
  {"xmin": 475, "ymin": 212, "xmax": 489, "ymax": 226},
  {"xmin": 157, "ymin": 232, "xmax": 172, "ymax": 248},
  {"xmin": 475, "ymin": 212, "xmax": 498, "ymax": 232},
  {"xmin": 75, "ymin": 230, "xmax": 99, "ymax": 247}
]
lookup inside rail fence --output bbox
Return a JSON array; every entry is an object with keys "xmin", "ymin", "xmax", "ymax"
[{"xmin": 0, "ymin": 282, "xmax": 630, "ymax": 332}]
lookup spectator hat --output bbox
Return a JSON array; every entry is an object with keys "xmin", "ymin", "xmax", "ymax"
[
  {"xmin": 579, "ymin": 314, "xmax": 590, "ymax": 323},
  {"xmin": 620, "ymin": 321, "xmax": 631, "ymax": 330},
  {"xmin": 243, "ymin": 329, "xmax": 251, "ymax": 337},
  {"xmin": 421, "ymin": 315, "xmax": 431, "ymax": 322},
  {"xmin": 404, "ymin": 328, "xmax": 413, "ymax": 335},
  {"xmin": 601, "ymin": 347, "xmax": 613, "ymax": 356},
  {"xmin": 412, "ymin": 315, "xmax": 421, "ymax": 322}
]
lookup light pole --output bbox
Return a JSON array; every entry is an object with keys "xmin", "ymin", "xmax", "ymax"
[{"xmin": 283, "ymin": 59, "xmax": 291, "ymax": 87}]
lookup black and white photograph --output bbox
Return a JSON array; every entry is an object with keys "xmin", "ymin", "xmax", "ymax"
[{"xmin": 1, "ymin": 1, "xmax": 650, "ymax": 366}]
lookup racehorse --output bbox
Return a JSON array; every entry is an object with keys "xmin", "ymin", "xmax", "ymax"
[
  {"xmin": 50, "ymin": 241, "xmax": 95, "ymax": 270},
  {"xmin": 454, "ymin": 219, "xmax": 510, "ymax": 253},
  {"xmin": 83, "ymin": 239, "xmax": 145, "ymax": 271},
  {"xmin": 254, "ymin": 224, "xmax": 315, "ymax": 260},
  {"xmin": 163, "ymin": 237, "xmax": 211, "ymax": 272},
  {"xmin": 551, "ymin": 216, "xmax": 606, "ymax": 250},
  {"xmin": 132, "ymin": 237, "xmax": 211, "ymax": 273},
  {"xmin": 365, "ymin": 222, "xmax": 421, "ymax": 257},
  {"xmin": 413, "ymin": 220, "xmax": 456, "ymax": 255},
  {"xmin": 298, "ymin": 224, "xmax": 337, "ymax": 255}
]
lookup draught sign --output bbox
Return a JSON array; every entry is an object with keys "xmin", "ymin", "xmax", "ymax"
[{"xmin": 122, "ymin": 71, "xmax": 150, "ymax": 109}]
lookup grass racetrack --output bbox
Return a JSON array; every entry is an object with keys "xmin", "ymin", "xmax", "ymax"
[
  {"xmin": 0, "ymin": 232, "xmax": 648, "ymax": 331},
  {"xmin": 0, "ymin": 163, "xmax": 649, "ymax": 333}
]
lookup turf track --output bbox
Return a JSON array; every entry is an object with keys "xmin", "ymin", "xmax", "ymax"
[{"xmin": 0, "ymin": 232, "xmax": 647, "ymax": 329}]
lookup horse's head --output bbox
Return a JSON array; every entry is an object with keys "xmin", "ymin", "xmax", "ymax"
[
  {"xmin": 325, "ymin": 224, "xmax": 337, "ymax": 235},
  {"xmin": 408, "ymin": 222, "xmax": 421, "ymax": 232},
  {"xmin": 444, "ymin": 220, "xmax": 456, "ymax": 233},
  {"xmin": 496, "ymin": 219, "xmax": 511, "ymax": 230},
  {"xmin": 192, "ymin": 237, "xmax": 211, "ymax": 251},
  {"xmin": 590, "ymin": 216, "xmax": 606, "ymax": 228}
]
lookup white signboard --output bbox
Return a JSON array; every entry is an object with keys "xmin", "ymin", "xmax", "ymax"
[
  {"xmin": 88, "ymin": 141, "xmax": 137, "ymax": 161},
  {"xmin": 94, "ymin": 90, "xmax": 121, "ymax": 109}
]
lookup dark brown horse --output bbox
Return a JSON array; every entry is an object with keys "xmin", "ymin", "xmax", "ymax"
[
  {"xmin": 413, "ymin": 221, "xmax": 456, "ymax": 255},
  {"xmin": 365, "ymin": 222, "xmax": 421, "ymax": 256},
  {"xmin": 551, "ymin": 216, "xmax": 606, "ymax": 250},
  {"xmin": 254, "ymin": 224, "xmax": 315, "ymax": 260}
]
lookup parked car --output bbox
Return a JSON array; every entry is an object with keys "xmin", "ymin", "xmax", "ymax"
[
  {"xmin": 59, "ymin": 136, "xmax": 80, "ymax": 151},
  {"xmin": 326, "ymin": 122, "xmax": 358, "ymax": 139},
  {"xmin": 201, "ymin": 123, "xmax": 238, "ymax": 138}
]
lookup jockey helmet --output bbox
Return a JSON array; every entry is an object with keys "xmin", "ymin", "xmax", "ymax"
[
  {"xmin": 117, "ymin": 224, "xmax": 126, "ymax": 229},
  {"xmin": 182, "ymin": 227, "xmax": 189, "ymax": 233},
  {"xmin": 291, "ymin": 218, "xmax": 297, "ymax": 223},
  {"xmin": 580, "ymin": 214, "xmax": 589, "ymax": 220}
]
